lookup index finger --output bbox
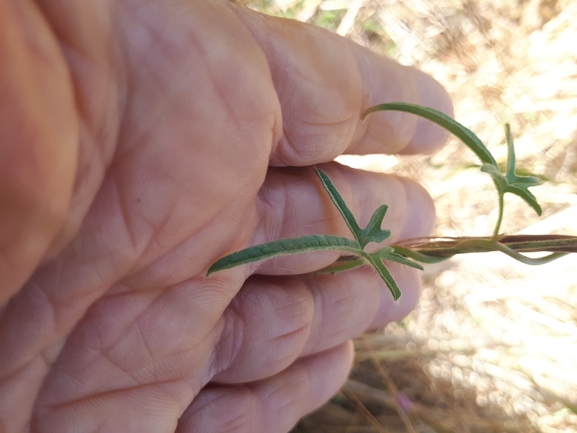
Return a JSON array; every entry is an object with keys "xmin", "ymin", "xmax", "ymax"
[{"xmin": 230, "ymin": 5, "xmax": 453, "ymax": 165}]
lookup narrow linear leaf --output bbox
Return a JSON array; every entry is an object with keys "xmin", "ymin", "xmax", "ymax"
[
  {"xmin": 509, "ymin": 186, "xmax": 542, "ymax": 216},
  {"xmin": 503, "ymin": 124, "xmax": 543, "ymax": 215},
  {"xmin": 207, "ymin": 235, "xmax": 362, "ymax": 275},
  {"xmin": 363, "ymin": 102, "xmax": 497, "ymax": 166},
  {"xmin": 481, "ymin": 126, "xmax": 543, "ymax": 220},
  {"xmin": 505, "ymin": 123, "xmax": 516, "ymax": 176},
  {"xmin": 362, "ymin": 253, "xmax": 402, "ymax": 301},
  {"xmin": 315, "ymin": 169, "xmax": 363, "ymax": 240}
]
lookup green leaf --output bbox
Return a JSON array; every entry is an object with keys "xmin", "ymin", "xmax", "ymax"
[
  {"xmin": 315, "ymin": 170, "xmax": 392, "ymax": 248},
  {"xmin": 480, "ymin": 124, "xmax": 542, "ymax": 235},
  {"xmin": 359, "ymin": 204, "xmax": 391, "ymax": 247},
  {"xmin": 363, "ymin": 102, "xmax": 497, "ymax": 166},
  {"xmin": 363, "ymin": 253, "xmax": 402, "ymax": 301},
  {"xmin": 207, "ymin": 235, "xmax": 361, "ymax": 275},
  {"xmin": 315, "ymin": 168, "xmax": 363, "ymax": 241},
  {"xmin": 363, "ymin": 104, "xmax": 543, "ymax": 236},
  {"xmin": 208, "ymin": 169, "xmax": 415, "ymax": 301},
  {"xmin": 503, "ymin": 123, "xmax": 542, "ymax": 216}
]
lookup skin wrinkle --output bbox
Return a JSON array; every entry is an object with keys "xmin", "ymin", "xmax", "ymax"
[
  {"xmin": 281, "ymin": 177, "xmax": 321, "ymax": 237},
  {"xmin": 116, "ymin": 4, "xmax": 216, "ymax": 156},
  {"xmin": 98, "ymin": 299, "xmax": 183, "ymax": 378},
  {"xmin": 202, "ymin": 387, "xmax": 262, "ymax": 433},
  {"xmin": 0, "ymin": 358, "xmax": 47, "ymax": 433},
  {"xmin": 278, "ymin": 102, "xmax": 358, "ymax": 169},
  {"xmin": 260, "ymin": 365, "xmax": 309, "ymax": 432},
  {"xmin": 255, "ymin": 173, "xmax": 289, "ymax": 247},
  {"xmin": 268, "ymin": 328, "xmax": 311, "ymax": 369},
  {"xmin": 303, "ymin": 274, "xmax": 370, "ymax": 354},
  {"xmin": 114, "ymin": 192, "xmax": 245, "ymax": 291},
  {"xmin": 45, "ymin": 378, "xmax": 186, "ymax": 412},
  {"xmin": 86, "ymin": 326, "xmax": 151, "ymax": 387},
  {"xmin": 121, "ymin": 202, "xmax": 257, "ymax": 290},
  {"xmin": 301, "ymin": 284, "xmax": 325, "ymax": 357},
  {"xmin": 85, "ymin": 285, "xmax": 160, "ymax": 344},
  {"xmin": 206, "ymin": 405, "xmax": 250, "ymax": 433},
  {"xmin": 279, "ymin": 129, "xmax": 322, "ymax": 166},
  {"xmin": 173, "ymin": 4, "xmax": 279, "ymax": 152},
  {"xmin": 44, "ymin": 288, "xmax": 162, "ymax": 396},
  {"xmin": 0, "ymin": 353, "xmax": 47, "ymax": 390},
  {"xmin": 99, "ymin": 334, "xmax": 200, "ymax": 393},
  {"xmin": 129, "ymin": 2, "xmax": 197, "ymax": 73},
  {"xmin": 169, "ymin": 319, "xmax": 227, "ymax": 399},
  {"xmin": 43, "ymin": 179, "xmax": 143, "ymax": 301},
  {"xmin": 321, "ymin": 284, "xmax": 365, "ymax": 340},
  {"xmin": 210, "ymin": 301, "xmax": 246, "ymax": 381},
  {"xmin": 36, "ymin": 2, "xmax": 121, "ymax": 256},
  {"xmin": 111, "ymin": 138, "xmax": 221, "ymax": 276},
  {"xmin": 269, "ymin": 322, "xmax": 311, "ymax": 352},
  {"xmin": 112, "ymin": 154, "xmax": 258, "ymax": 285},
  {"xmin": 210, "ymin": 276, "xmax": 314, "ymax": 384},
  {"xmin": 132, "ymin": 202, "xmax": 180, "ymax": 269},
  {"xmin": 45, "ymin": 319, "xmax": 212, "ymax": 419},
  {"xmin": 56, "ymin": 42, "xmax": 113, "ymax": 154},
  {"xmin": 131, "ymin": 319, "xmax": 156, "ymax": 378},
  {"xmin": 110, "ymin": 176, "xmax": 142, "ymax": 264},
  {"xmin": 0, "ymin": 281, "xmax": 59, "ymax": 377}
]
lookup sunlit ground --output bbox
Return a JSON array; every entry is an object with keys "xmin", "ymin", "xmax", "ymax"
[{"xmin": 236, "ymin": 0, "xmax": 577, "ymax": 431}]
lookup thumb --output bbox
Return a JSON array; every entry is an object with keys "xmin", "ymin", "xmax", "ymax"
[{"xmin": 0, "ymin": 0, "xmax": 77, "ymax": 305}]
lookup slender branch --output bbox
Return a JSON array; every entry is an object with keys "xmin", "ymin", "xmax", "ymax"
[
  {"xmin": 493, "ymin": 189, "xmax": 505, "ymax": 239},
  {"xmin": 396, "ymin": 234, "xmax": 577, "ymax": 257}
]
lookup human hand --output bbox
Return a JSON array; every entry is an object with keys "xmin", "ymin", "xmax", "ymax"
[{"xmin": 0, "ymin": 0, "xmax": 452, "ymax": 432}]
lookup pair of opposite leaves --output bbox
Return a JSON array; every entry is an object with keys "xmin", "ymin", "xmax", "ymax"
[{"xmin": 207, "ymin": 103, "xmax": 543, "ymax": 301}]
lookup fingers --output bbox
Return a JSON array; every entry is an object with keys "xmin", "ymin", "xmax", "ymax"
[
  {"xmin": 177, "ymin": 341, "xmax": 354, "ymax": 433},
  {"xmin": 230, "ymin": 4, "xmax": 453, "ymax": 166},
  {"xmin": 0, "ymin": 0, "xmax": 77, "ymax": 305},
  {"xmin": 399, "ymin": 69, "xmax": 455, "ymax": 155},
  {"xmin": 246, "ymin": 163, "xmax": 435, "ymax": 276},
  {"xmin": 348, "ymin": 51, "xmax": 454, "ymax": 156},
  {"xmin": 204, "ymin": 164, "xmax": 430, "ymax": 384},
  {"xmin": 210, "ymin": 264, "xmax": 420, "ymax": 384}
]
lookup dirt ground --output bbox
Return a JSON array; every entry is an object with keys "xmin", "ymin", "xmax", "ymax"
[{"xmin": 235, "ymin": 0, "xmax": 577, "ymax": 431}]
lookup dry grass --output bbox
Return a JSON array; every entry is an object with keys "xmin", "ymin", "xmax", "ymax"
[{"xmin": 234, "ymin": 0, "xmax": 577, "ymax": 431}]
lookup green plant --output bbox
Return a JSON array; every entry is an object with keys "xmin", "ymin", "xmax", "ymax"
[{"xmin": 208, "ymin": 103, "xmax": 577, "ymax": 300}]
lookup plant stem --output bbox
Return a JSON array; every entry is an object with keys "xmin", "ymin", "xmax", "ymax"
[
  {"xmin": 395, "ymin": 234, "xmax": 577, "ymax": 263},
  {"xmin": 493, "ymin": 189, "xmax": 504, "ymax": 239}
]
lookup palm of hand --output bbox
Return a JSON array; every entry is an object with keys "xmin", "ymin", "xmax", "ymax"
[{"xmin": 0, "ymin": 1, "xmax": 451, "ymax": 432}]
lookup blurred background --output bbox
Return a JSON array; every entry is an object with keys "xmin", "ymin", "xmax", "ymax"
[{"xmin": 234, "ymin": 0, "xmax": 577, "ymax": 431}]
